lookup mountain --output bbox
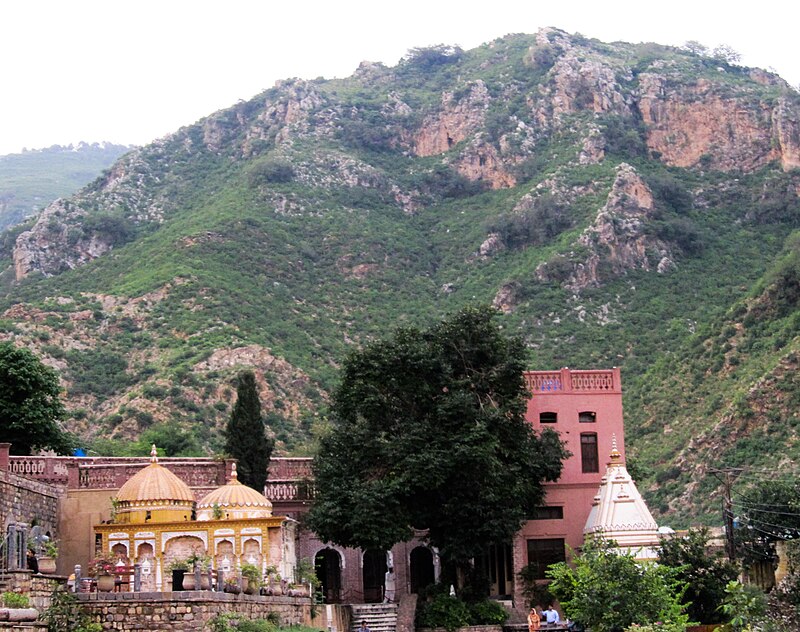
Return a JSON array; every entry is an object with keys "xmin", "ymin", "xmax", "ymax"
[
  {"xmin": 0, "ymin": 142, "xmax": 133, "ymax": 231},
  {"xmin": 1, "ymin": 29, "xmax": 798, "ymax": 525}
]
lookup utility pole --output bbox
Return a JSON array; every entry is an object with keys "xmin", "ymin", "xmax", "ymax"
[{"xmin": 709, "ymin": 467, "xmax": 743, "ymax": 562}]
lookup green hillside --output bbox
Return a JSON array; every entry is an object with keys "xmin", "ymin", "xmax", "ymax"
[
  {"xmin": 1, "ymin": 30, "xmax": 798, "ymax": 525},
  {"xmin": 0, "ymin": 142, "xmax": 132, "ymax": 230}
]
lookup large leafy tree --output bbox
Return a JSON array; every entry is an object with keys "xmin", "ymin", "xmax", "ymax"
[
  {"xmin": 307, "ymin": 305, "xmax": 567, "ymax": 575},
  {"xmin": 0, "ymin": 342, "xmax": 73, "ymax": 455},
  {"xmin": 548, "ymin": 538, "xmax": 689, "ymax": 632},
  {"xmin": 658, "ymin": 527, "xmax": 737, "ymax": 624},
  {"xmin": 224, "ymin": 370, "xmax": 274, "ymax": 491},
  {"xmin": 734, "ymin": 479, "xmax": 800, "ymax": 565}
]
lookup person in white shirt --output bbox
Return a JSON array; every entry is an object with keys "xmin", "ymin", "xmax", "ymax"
[{"xmin": 544, "ymin": 606, "xmax": 560, "ymax": 624}]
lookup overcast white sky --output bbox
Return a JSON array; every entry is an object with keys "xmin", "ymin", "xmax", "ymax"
[{"xmin": 1, "ymin": 0, "xmax": 798, "ymax": 156}]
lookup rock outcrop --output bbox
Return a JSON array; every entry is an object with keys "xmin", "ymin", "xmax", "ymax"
[
  {"xmin": 414, "ymin": 81, "xmax": 491, "ymax": 156},
  {"xmin": 537, "ymin": 163, "xmax": 673, "ymax": 291},
  {"xmin": 638, "ymin": 76, "xmax": 800, "ymax": 171}
]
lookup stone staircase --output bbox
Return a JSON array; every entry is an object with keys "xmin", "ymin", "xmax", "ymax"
[{"xmin": 351, "ymin": 603, "xmax": 398, "ymax": 632}]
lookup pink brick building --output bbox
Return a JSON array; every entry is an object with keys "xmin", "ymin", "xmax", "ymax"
[{"xmin": 510, "ymin": 367, "xmax": 625, "ymax": 605}]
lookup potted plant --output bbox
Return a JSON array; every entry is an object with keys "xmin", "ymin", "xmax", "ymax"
[
  {"xmin": 89, "ymin": 553, "xmax": 117, "ymax": 592},
  {"xmin": 240, "ymin": 563, "xmax": 261, "ymax": 595},
  {"xmin": 167, "ymin": 557, "xmax": 189, "ymax": 592},
  {"xmin": 264, "ymin": 565, "xmax": 281, "ymax": 595},
  {"xmin": 184, "ymin": 551, "xmax": 212, "ymax": 590},
  {"xmin": 37, "ymin": 539, "xmax": 59, "ymax": 574}
]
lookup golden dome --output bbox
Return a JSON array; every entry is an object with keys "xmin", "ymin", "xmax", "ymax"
[
  {"xmin": 116, "ymin": 445, "xmax": 194, "ymax": 509},
  {"xmin": 196, "ymin": 463, "xmax": 273, "ymax": 520}
]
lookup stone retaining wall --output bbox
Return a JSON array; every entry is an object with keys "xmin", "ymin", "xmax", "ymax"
[
  {"xmin": 75, "ymin": 592, "xmax": 316, "ymax": 631},
  {"xmin": 2, "ymin": 571, "xmax": 67, "ymax": 611},
  {"xmin": 0, "ymin": 468, "xmax": 61, "ymax": 539}
]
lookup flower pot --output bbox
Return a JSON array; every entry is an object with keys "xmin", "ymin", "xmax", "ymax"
[
  {"xmin": 224, "ymin": 583, "xmax": 241, "ymax": 594},
  {"xmin": 37, "ymin": 556, "xmax": 57, "ymax": 574},
  {"xmin": 200, "ymin": 573, "xmax": 211, "ymax": 590},
  {"xmin": 182, "ymin": 574, "xmax": 196, "ymax": 591},
  {"xmin": 244, "ymin": 581, "xmax": 258, "ymax": 595},
  {"xmin": 97, "ymin": 574, "xmax": 116, "ymax": 592}
]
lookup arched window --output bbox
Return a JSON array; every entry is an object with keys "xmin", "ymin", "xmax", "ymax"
[
  {"xmin": 578, "ymin": 411, "xmax": 596, "ymax": 423},
  {"xmin": 539, "ymin": 412, "xmax": 557, "ymax": 423}
]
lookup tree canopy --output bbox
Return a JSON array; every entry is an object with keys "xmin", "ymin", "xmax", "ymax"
[
  {"xmin": 734, "ymin": 478, "xmax": 800, "ymax": 565},
  {"xmin": 548, "ymin": 539, "xmax": 689, "ymax": 632},
  {"xmin": 658, "ymin": 528, "xmax": 737, "ymax": 624},
  {"xmin": 307, "ymin": 305, "xmax": 567, "ymax": 569},
  {"xmin": 0, "ymin": 342, "xmax": 73, "ymax": 455},
  {"xmin": 224, "ymin": 370, "xmax": 274, "ymax": 491}
]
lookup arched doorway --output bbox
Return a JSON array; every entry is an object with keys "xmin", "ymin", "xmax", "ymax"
[
  {"xmin": 315, "ymin": 548, "xmax": 342, "ymax": 603},
  {"xmin": 362, "ymin": 549, "xmax": 387, "ymax": 603},
  {"xmin": 410, "ymin": 546, "xmax": 435, "ymax": 594}
]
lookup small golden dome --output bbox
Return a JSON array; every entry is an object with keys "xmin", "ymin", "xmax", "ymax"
[
  {"xmin": 196, "ymin": 463, "xmax": 272, "ymax": 520},
  {"xmin": 116, "ymin": 445, "xmax": 194, "ymax": 507}
]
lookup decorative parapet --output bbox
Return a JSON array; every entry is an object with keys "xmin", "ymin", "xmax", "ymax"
[
  {"xmin": 264, "ymin": 480, "xmax": 315, "ymax": 502},
  {"xmin": 524, "ymin": 367, "xmax": 621, "ymax": 394}
]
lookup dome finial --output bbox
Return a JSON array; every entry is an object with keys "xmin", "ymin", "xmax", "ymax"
[
  {"xmin": 231, "ymin": 463, "xmax": 238, "ymax": 482},
  {"xmin": 150, "ymin": 444, "xmax": 158, "ymax": 463},
  {"xmin": 609, "ymin": 434, "xmax": 622, "ymax": 466}
]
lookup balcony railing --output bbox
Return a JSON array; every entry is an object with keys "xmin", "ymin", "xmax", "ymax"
[{"xmin": 524, "ymin": 368, "xmax": 620, "ymax": 394}]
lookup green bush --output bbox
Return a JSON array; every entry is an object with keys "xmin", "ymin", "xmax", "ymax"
[
  {"xmin": 469, "ymin": 599, "xmax": 508, "ymax": 625},
  {"xmin": 416, "ymin": 594, "xmax": 471, "ymax": 631},
  {"xmin": 247, "ymin": 159, "xmax": 295, "ymax": 186},
  {"xmin": 2, "ymin": 591, "xmax": 30, "ymax": 608}
]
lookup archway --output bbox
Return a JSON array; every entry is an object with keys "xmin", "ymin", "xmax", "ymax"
[
  {"xmin": 315, "ymin": 548, "xmax": 342, "ymax": 603},
  {"xmin": 410, "ymin": 546, "xmax": 435, "ymax": 594},
  {"xmin": 362, "ymin": 549, "xmax": 387, "ymax": 603}
]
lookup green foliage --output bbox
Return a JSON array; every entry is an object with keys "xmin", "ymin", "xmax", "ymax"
[
  {"xmin": 547, "ymin": 539, "xmax": 689, "ymax": 632},
  {"xmin": 486, "ymin": 194, "xmax": 571, "ymax": 249},
  {"xmin": 416, "ymin": 593, "xmax": 471, "ymax": 631},
  {"xmin": 0, "ymin": 143, "xmax": 130, "ymax": 231},
  {"xmin": 400, "ymin": 45, "xmax": 464, "ymax": 72},
  {"xmin": 43, "ymin": 587, "xmax": 102, "ymax": 632},
  {"xmin": 247, "ymin": 158, "xmax": 295, "ymax": 186},
  {"xmin": 0, "ymin": 342, "xmax": 73, "ymax": 455},
  {"xmin": 720, "ymin": 581, "xmax": 769, "ymax": 632},
  {"xmin": 240, "ymin": 562, "xmax": 263, "ymax": 587},
  {"xmin": 308, "ymin": 306, "xmax": 567, "ymax": 571},
  {"xmin": 468, "ymin": 599, "xmax": 509, "ymax": 624},
  {"xmin": 207, "ymin": 614, "xmax": 302, "ymax": 632},
  {"xmin": 657, "ymin": 528, "xmax": 737, "ymax": 624},
  {"xmin": 224, "ymin": 371, "xmax": 274, "ymax": 491},
  {"xmin": 2, "ymin": 591, "xmax": 30, "ymax": 608},
  {"xmin": 735, "ymin": 479, "xmax": 800, "ymax": 566}
]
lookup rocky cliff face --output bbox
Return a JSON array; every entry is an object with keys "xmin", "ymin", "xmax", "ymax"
[
  {"xmin": 12, "ymin": 30, "xmax": 800, "ymax": 282},
  {"xmin": 533, "ymin": 163, "xmax": 673, "ymax": 292},
  {"xmin": 638, "ymin": 76, "xmax": 800, "ymax": 171}
]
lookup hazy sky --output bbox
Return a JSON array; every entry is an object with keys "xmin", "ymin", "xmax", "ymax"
[{"xmin": 1, "ymin": 0, "xmax": 798, "ymax": 156}]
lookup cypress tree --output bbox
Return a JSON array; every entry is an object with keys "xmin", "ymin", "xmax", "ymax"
[{"xmin": 224, "ymin": 370, "xmax": 273, "ymax": 491}]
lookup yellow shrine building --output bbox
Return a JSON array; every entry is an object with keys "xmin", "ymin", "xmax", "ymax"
[{"xmin": 93, "ymin": 446, "xmax": 295, "ymax": 590}]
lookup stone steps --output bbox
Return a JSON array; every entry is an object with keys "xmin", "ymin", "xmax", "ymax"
[{"xmin": 351, "ymin": 603, "xmax": 398, "ymax": 632}]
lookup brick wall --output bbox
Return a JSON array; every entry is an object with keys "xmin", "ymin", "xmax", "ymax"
[{"xmin": 75, "ymin": 593, "xmax": 318, "ymax": 631}]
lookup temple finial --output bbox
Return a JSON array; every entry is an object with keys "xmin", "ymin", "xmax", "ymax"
[
  {"xmin": 609, "ymin": 434, "xmax": 622, "ymax": 466},
  {"xmin": 231, "ymin": 463, "xmax": 238, "ymax": 481},
  {"xmin": 150, "ymin": 444, "xmax": 158, "ymax": 463}
]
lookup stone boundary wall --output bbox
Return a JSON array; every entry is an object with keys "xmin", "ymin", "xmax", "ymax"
[
  {"xmin": 75, "ymin": 592, "xmax": 315, "ymax": 631},
  {"xmin": 2, "ymin": 571, "xmax": 67, "ymax": 611},
  {"xmin": 0, "ymin": 468, "xmax": 61, "ymax": 537}
]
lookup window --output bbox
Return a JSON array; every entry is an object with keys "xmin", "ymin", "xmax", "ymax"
[
  {"xmin": 539, "ymin": 412, "xmax": 557, "ymax": 423},
  {"xmin": 529, "ymin": 506, "xmax": 564, "ymax": 520},
  {"xmin": 526, "ymin": 539, "xmax": 566, "ymax": 579},
  {"xmin": 581, "ymin": 433, "xmax": 599, "ymax": 473},
  {"xmin": 579, "ymin": 411, "xmax": 596, "ymax": 423}
]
